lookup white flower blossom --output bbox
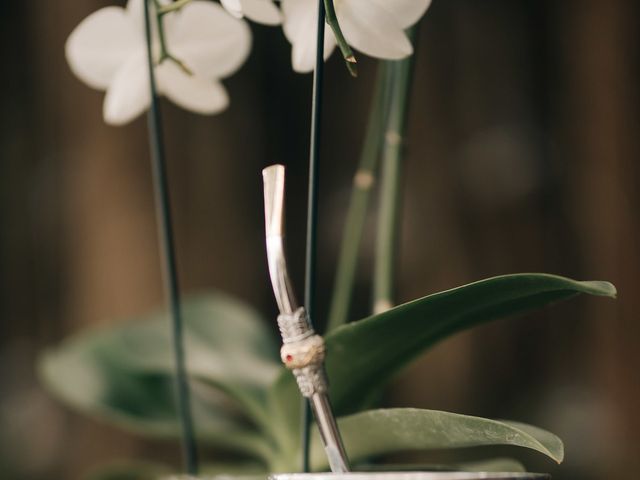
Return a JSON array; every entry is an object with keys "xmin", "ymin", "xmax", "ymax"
[
  {"xmin": 282, "ymin": 0, "xmax": 432, "ymax": 73},
  {"xmin": 220, "ymin": 0, "xmax": 282, "ymax": 25},
  {"xmin": 66, "ymin": 0, "xmax": 251, "ymax": 125}
]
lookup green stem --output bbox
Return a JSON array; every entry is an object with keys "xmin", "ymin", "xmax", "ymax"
[
  {"xmin": 158, "ymin": 0, "xmax": 192, "ymax": 14},
  {"xmin": 373, "ymin": 29, "xmax": 418, "ymax": 314},
  {"xmin": 326, "ymin": 63, "xmax": 391, "ymax": 332},
  {"xmin": 153, "ymin": 0, "xmax": 193, "ymax": 75},
  {"xmin": 323, "ymin": 0, "xmax": 357, "ymax": 77}
]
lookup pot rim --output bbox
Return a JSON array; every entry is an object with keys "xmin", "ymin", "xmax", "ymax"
[{"xmin": 269, "ymin": 473, "xmax": 549, "ymax": 480}]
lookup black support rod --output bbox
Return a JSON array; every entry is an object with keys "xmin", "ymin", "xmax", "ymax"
[
  {"xmin": 302, "ymin": 0, "xmax": 327, "ymax": 472},
  {"xmin": 142, "ymin": 1, "xmax": 198, "ymax": 474}
]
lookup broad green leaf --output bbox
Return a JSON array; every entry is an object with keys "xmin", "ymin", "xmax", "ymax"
[
  {"xmin": 198, "ymin": 462, "xmax": 267, "ymax": 476},
  {"xmin": 39, "ymin": 293, "xmax": 279, "ymax": 460},
  {"xmin": 85, "ymin": 460, "xmax": 172, "ymax": 480},
  {"xmin": 93, "ymin": 294, "xmax": 281, "ymax": 426},
  {"xmin": 162, "ymin": 477, "xmax": 266, "ymax": 480},
  {"xmin": 327, "ymin": 274, "xmax": 614, "ymax": 414},
  {"xmin": 87, "ymin": 461, "xmax": 269, "ymax": 480},
  {"xmin": 263, "ymin": 372, "xmax": 302, "ymax": 459},
  {"xmin": 40, "ymin": 332, "xmax": 269, "ymax": 459},
  {"xmin": 453, "ymin": 458, "xmax": 526, "ymax": 473},
  {"xmin": 163, "ymin": 462, "xmax": 269, "ymax": 480},
  {"xmin": 361, "ymin": 458, "xmax": 526, "ymax": 473},
  {"xmin": 450, "ymin": 458, "xmax": 525, "ymax": 473},
  {"xmin": 309, "ymin": 409, "xmax": 564, "ymax": 470},
  {"xmin": 267, "ymin": 274, "xmax": 615, "ymax": 441}
]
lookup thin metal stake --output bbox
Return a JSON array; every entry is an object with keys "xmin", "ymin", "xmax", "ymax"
[
  {"xmin": 143, "ymin": 0, "xmax": 198, "ymax": 474},
  {"xmin": 302, "ymin": 0, "xmax": 327, "ymax": 472}
]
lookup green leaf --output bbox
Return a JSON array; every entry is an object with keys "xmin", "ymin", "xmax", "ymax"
[
  {"xmin": 161, "ymin": 476, "xmax": 267, "ymax": 480},
  {"xmin": 361, "ymin": 458, "xmax": 526, "ymax": 473},
  {"xmin": 85, "ymin": 460, "xmax": 172, "ymax": 480},
  {"xmin": 86, "ymin": 461, "xmax": 269, "ymax": 480},
  {"xmin": 327, "ymin": 274, "xmax": 615, "ymax": 414},
  {"xmin": 262, "ymin": 371, "xmax": 302, "ymax": 462},
  {"xmin": 158, "ymin": 462, "xmax": 268, "ymax": 480},
  {"xmin": 39, "ymin": 293, "xmax": 279, "ymax": 460},
  {"xmin": 93, "ymin": 294, "xmax": 281, "ymax": 422},
  {"xmin": 268, "ymin": 274, "xmax": 615, "ymax": 442},
  {"xmin": 452, "ymin": 458, "xmax": 526, "ymax": 473},
  {"xmin": 177, "ymin": 462, "xmax": 269, "ymax": 480},
  {"xmin": 309, "ymin": 408, "xmax": 564, "ymax": 470}
]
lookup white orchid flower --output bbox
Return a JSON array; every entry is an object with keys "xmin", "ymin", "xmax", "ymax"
[
  {"xmin": 282, "ymin": 0, "xmax": 432, "ymax": 73},
  {"xmin": 220, "ymin": 0, "xmax": 282, "ymax": 25},
  {"xmin": 66, "ymin": 0, "xmax": 251, "ymax": 126}
]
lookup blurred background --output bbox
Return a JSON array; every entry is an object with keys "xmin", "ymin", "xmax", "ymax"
[{"xmin": 0, "ymin": 0, "xmax": 638, "ymax": 479}]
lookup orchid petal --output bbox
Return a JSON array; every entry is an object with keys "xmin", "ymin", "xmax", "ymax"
[
  {"xmin": 157, "ymin": 62, "xmax": 229, "ymax": 115},
  {"xmin": 220, "ymin": 0, "xmax": 244, "ymax": 18},
  {"xmin": 126, "ymin": 0, "xmax": 145, "ymax": 27},
  {"xmin": 338, "ymin": 0, "xmax": 413, "ymax": 60},
  {"xmin": 66, "ymin": 6, "xmax": 139, "ymax": 90},
  {"xmin": 239, "ymin": 0, "xmax": 282, "ymax": 25},
  {"xmin": 379, "ymin": 0, "xmax": 433, "ymax": 28},
  {"xmin": 168, "ymin": 1, "xmax": 251, "ymax": 79},
  {"xmin": 282, "ymin": 0, "xmax": 336, "ymax": 73},
  {"xmin": 221, "ymin": 0, "xmax": 281, "ymax": 25},
  {"xmin": 103, "ymin": 51, "xmax": 150, "ymax": 126}
]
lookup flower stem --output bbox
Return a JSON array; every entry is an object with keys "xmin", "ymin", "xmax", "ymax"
[
  {"xmin": 158, "ymin": 0, "xmax": 192, "ymax": 14},
  {"xmin": 326, "ymin": 63, "xmax": 391, "ymax": 332},
  {"xmin": 323, "ymin": 0, "xmax": 357, "ymax": 77},
  {"xmin": 153, "ymin": 0, "xmax": 193, "ymax": 75},
  {"xmin": 373, "ymin": 29, "xmax": 418, "ymax": 315},
  {"xmin": 302, "ymin": 0, "xmax": 326, "ymax": 472},
  {"xmin": 143, "ymin": 0, "xmax": 199, "ymax": 474}
]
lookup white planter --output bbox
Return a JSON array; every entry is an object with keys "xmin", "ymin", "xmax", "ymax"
[{"xmin": 270, "ymin": 473, "xmax": 549, "ymax": 480}]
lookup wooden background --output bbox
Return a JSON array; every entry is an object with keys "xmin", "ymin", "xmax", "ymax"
[{"xmin": 0, "ymin": 1, "xmax": 638, "ymax": 479}]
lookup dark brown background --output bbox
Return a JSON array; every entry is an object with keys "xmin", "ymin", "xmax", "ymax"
[{"xmin": 0, "ymin": 1, "xmax": 638, "ymax": 479}]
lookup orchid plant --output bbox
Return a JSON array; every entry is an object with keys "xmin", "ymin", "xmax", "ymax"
[
  {"xmin": 42, "ymin": 1, "xmax": 616, "ymax": 479},
  {"xmin": 42, "ymin": 277, "xmax": 615, "ymax": 479}
]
